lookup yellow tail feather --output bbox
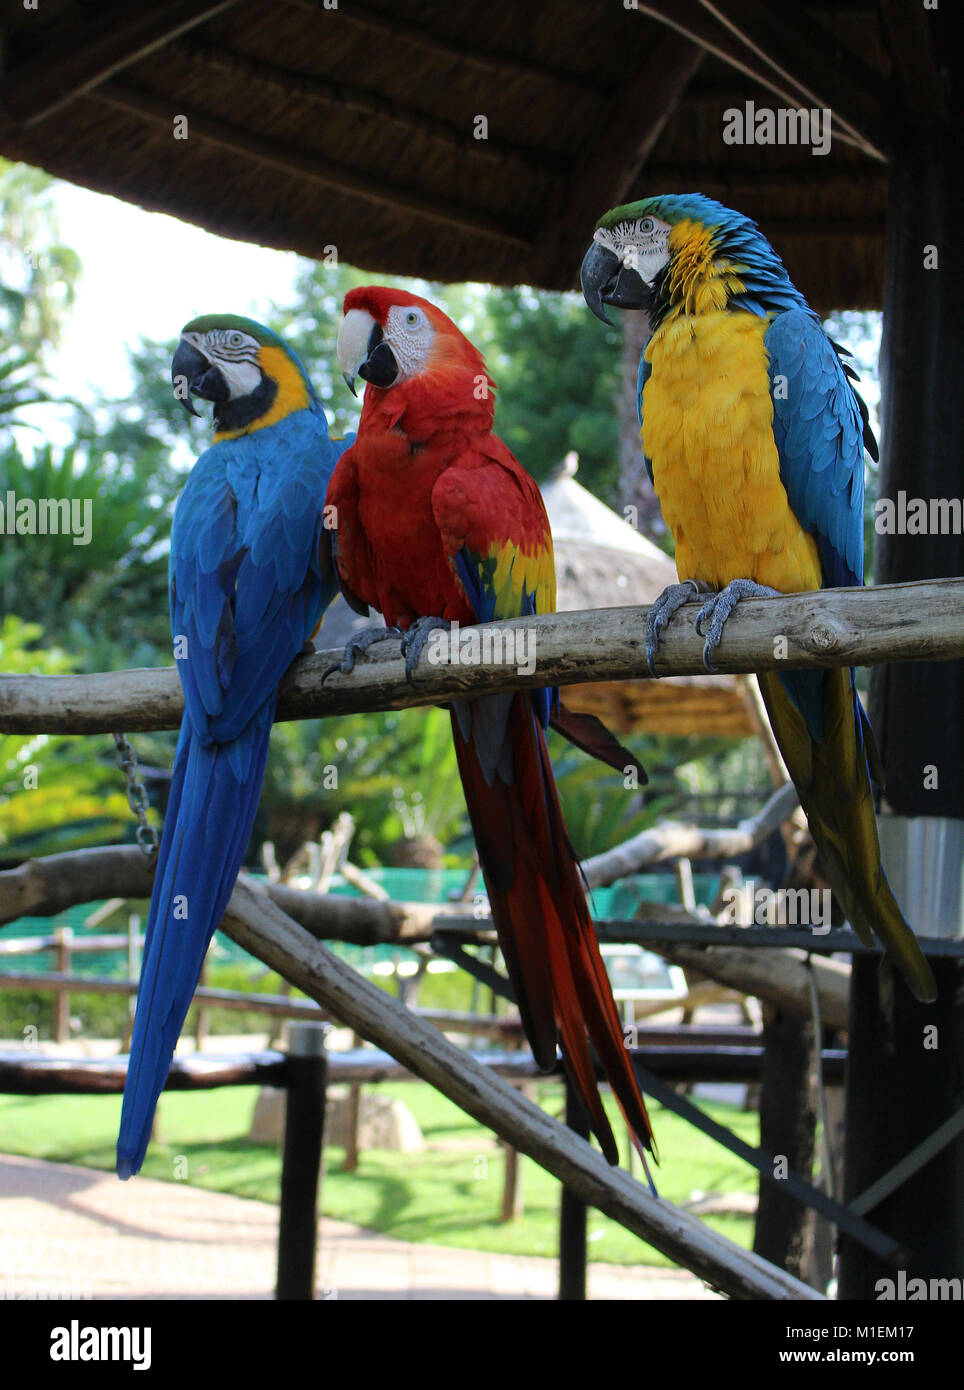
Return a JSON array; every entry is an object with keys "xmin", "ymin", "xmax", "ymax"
[{"xmin": 757, "ymin": 670, "xmax": 936, "ymax": 1003}]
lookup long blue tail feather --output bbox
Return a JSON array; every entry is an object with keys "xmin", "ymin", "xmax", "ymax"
[{"xmin": 116, "ymin": 701, "xmax": 274, "ymax": 1178}]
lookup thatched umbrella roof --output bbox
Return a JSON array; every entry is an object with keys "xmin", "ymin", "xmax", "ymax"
[{"xmin": 0, "ymin": 0, "xmax": 931, "ymax": 311}]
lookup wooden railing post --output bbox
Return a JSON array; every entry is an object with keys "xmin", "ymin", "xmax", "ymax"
[
  {"xmin": 54, "ymin": 927, "xmax": 71, "ymax": 1043},
  {"xmin": 558, "ymin": 1074, "xmax": 590, "ymax": 1300},
  {"xmin": 277, "ymin": 1021, "xmax": 329, "ymax": 1301}
]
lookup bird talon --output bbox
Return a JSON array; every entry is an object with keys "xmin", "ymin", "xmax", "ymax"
[
  {"xmin": 694, "ymin": 579, "xmax": 780, "ymax": 671},
  {"xmin": 645, "ymin": 579, "xmax": 704, "ymax": 676},
  {"xmin": 321, "ymin": 624, "xmax": 402, "ymax": 682},
  {"xmin": 400, "ymin": 615, "xmax": 450, "ymax": 684}
]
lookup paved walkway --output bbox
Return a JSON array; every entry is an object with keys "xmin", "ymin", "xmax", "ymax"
[{"xmin": 0, "ymin": 1154, "xmax": 719, "ymax": 1301}]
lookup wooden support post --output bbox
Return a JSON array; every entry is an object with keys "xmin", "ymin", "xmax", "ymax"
[
  {"xmin": 752, "ymin": 1004, "xmax": 817, "ymax": 1284},
  {"xmin": 558, "ymin": 1075, "xmax": 590, "ymax": 1301},
  {"xmin": 277, "ymin": 1021, "xmax": 328, "ymax": 1301},
  {"xmin": 839, "ymin": 957, "xmax": 964, "ymax": 1297},
  {"xmin": 193, "ymin": 956, "xmax": 210, "ymax": 1051},
  {"xmin": 500, "ymin": 1141, "xmax": 523, "ymax": 1224},
  {"xmin": 53, "ymin": 927, "xmax": 71, "ymax": 1043},
  {"xmin": 842, "ymin": 115, "xmax": 964, "ymax": 1295},
  {"xmin": 341, "ymin": 1033, "xmax": 363, "ymax": 1174}
]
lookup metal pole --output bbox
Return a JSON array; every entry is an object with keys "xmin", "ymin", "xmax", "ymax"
[{"xmin": 277, "ymin": 1021, "xmax": 328, "ymax": 1300}]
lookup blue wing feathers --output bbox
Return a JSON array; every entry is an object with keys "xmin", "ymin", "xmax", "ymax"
[
  {"xmin": 117, "ymin": 404, "xmax": 348, "ymax": 1176},
  {"xmin": 636, "ymin": 355, "xmax": 655, "ymax": 484},
  {"xmin": 765, "ymin": 308, "xmax": 867, "ymax": 594},
  {"xmin": 764, "ymin": 309, "xmax": 875, "ymax": 742}
]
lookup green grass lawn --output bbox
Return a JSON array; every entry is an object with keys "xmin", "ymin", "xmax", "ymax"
[{"xmin": 0, "ymin": 1080, "xmax": 759, "ymax": 1267}]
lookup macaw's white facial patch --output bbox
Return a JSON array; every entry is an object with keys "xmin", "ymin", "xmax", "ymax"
[
  {"xmin": 214, "ymin": 357, "xmax": 262, "ymax": 399},
  {"xmin": 182, "ymin": 327, "xmax": 264, "ymax": 399},
  {"xmin": 594, "ymin": 215, "xmax": 672, "ymax": 287},
  {"xmin": 383, "ymin": 303, "xmax": 435, "ymax": 380}
]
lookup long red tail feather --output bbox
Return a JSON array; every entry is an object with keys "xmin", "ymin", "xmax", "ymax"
[{"xmin": 451, "ymin": 696, "xmax": 657, "ymax": 1167}]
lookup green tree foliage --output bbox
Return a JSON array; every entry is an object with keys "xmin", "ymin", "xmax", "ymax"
[
  {"xmin": 0, "ymin": 161, "xmax": 78, "ymax": 433},
  {"xmin": 262, "ymin": 707, "xmax": 472, "ymax": 867},
  {"xmin": 0, "ymin": 617, "xmax": 133, "ymax": 860},
  {"xmin": 0, "ymin": 439, "xmax": 181, "ymax": 669},
  {"xmin": 462, "ymin": 286, "xmax": 622, "ymax": 500},
  {"xmin": 0, "ymin": 159, "xmax": 81, "ymax": 354},
  {"xmin": 546, "ymin": 731, "xmax": 671, "ymax": 861}
]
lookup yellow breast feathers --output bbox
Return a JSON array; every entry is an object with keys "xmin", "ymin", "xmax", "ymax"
[{"xmin": 641, "ymin": 311, "xmax": 822, "ymax": 594}]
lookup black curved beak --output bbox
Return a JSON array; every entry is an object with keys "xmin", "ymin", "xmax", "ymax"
[
  {"xmin": 171, "ymin": 339, "xmax": 231, "ymax": 417},
  {"xmin": 580, "ymin": 240, "xmax": 649, "ymax": 325},
  {"xmin": 358, "ymin": 322, "xmax": 398, "ymax": 390}
]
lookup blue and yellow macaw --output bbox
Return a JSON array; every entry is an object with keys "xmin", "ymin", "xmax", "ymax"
[
  {"xmin": 581, "ymin": 194, "xmax": 935, "ymax": 1002},
  {"xmin": 116, "ymin": 315, "xmax": 349, "ymax": 1178}
]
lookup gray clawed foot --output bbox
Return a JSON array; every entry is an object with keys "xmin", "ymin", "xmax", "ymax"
[
  {"xmin": 645, "ymin": 579, "xmax": 705, "ymax": 676},
  {"xmin": 400, "ymin": 615, "xmax": 450, "ymax": 684},
  {"xmin": 694, "ymin": 578, "xmax": 780, "ymax": 671},
  {"xmin": 322, "ymin": 623, "xmax": 403, "ymax": 681}
]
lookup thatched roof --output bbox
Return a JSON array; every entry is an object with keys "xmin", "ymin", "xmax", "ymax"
[{"xmin": 1, "ymin": 1, "xmax": 947, "ymax": 311}]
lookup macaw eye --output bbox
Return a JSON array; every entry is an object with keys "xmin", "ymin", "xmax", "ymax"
[
  {"xmin": 404, "ymin": 310, "xmax": 422, "ymax": 328},
  {"xmin": 228, "ymin": 331, "xmax": 245, "ymax": 348},
  {"xmin": 639, "ymin": 217, "xmax": 655, "ymax": 235}
]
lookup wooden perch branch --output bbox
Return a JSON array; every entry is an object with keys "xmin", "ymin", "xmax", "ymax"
[
  {"xmin": 0, "ymin": 847, "xmax": 848, "ymax": 1027},
  {"xmin": 582, "ymin": 782, "xmax": 800, "ymax": 889},
  {"xmin": 0, "ymin": 579, "xmax": 961, "ymax": 734},
  {"xmin": 628, "ymin": 903, "xmax": 851, "ymax": 1032},
  {"xmin": 0, "ymin": 845, "xmax": 445, "ymax": 942}
]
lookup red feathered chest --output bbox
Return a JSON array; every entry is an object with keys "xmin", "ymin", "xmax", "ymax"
[{"xmin": 333, "ymin": 401, "xmax": 481, "ymax": 630}]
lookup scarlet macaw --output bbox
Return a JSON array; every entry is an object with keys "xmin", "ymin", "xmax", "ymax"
[
  {"xmin": 117, "ymin": 315, "xmax": 349, "ymax": 1178},
  {"xmin": 326, "ymin": 286, "xmax": 656, "ymax": 1167},
  {"xmin": 581, "ymin": 194, "xmax": 935, "ymax": 1002}
]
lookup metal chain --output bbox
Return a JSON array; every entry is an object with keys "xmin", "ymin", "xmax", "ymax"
[{"xmin": 112, "ymin": 732, "xmax": 159, "ymax": 856}]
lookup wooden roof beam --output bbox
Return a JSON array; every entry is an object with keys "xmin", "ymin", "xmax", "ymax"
[
  {"xmin": 92, "ymin": 82, "xmax": 533, "ymax": 250},
  {"xmin": 643, "ymin": 165, "xmax": 885, "ymax": 192},
  {"xmin": 0, "ymin": 0, "xmax": 240, "ymax": 129},
  {"xmin": 633, "ymin": 0, "xmax": 888, "ymax": 161},
  {"xmin": 698, "ymin": 0, "xmax": 890, "ymax": 155},
  {"xmin": 533, "ymin": 30, "xmax": 705, "ymax": 285}
]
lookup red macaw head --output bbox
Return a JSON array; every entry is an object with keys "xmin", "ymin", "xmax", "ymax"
[{"xmin": 336, "ymin": 287, "xmax": 491, "ymax": 400}]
